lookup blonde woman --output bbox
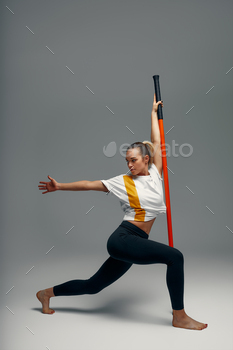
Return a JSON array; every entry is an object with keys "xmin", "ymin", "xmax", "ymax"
[{"xmin": 37, "ymin": 95, "xmax": 207, "ymax": 330}]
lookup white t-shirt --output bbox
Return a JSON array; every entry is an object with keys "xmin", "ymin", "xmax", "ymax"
[{"xmin": 101, "ymin": 163, "xmax": 166, "ymax": 222}]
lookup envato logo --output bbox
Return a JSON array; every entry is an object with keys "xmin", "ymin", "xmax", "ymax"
[{"xmin": 103, "ymin": 141, "xmax": 193, "ymax": 158}]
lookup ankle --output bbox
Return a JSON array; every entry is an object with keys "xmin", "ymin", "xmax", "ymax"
[
  {"xmin": 45, "ymin": 288, "xmax": 55, "ymax": 298},
  {"xmin": 173, "ymin": 308, "xmax": 186, "ymax": 319}
]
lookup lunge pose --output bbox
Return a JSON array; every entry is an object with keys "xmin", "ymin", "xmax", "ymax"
[{"xmin": 37, "ymin": 94, "xmax": 208, "ymax": 330}]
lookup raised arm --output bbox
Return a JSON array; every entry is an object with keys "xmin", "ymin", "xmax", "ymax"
[
  {"xmin": 151, "ymin": 93, "xmax": 163, "ymax": 143},
  {"xmin": 38, "ymin": 176, "xmax": 108, "ymax": 194},
  {"xmin": 151, "ymin": 93, "xmax": 163, "ymax": 178}
]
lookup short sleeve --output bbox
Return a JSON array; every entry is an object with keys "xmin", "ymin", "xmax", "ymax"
[
  {"xmin": 149, "ymin": 163, "xmax": 163, "ymax": 181},
  {"xmin": 100, "ymin": 174, "xmax": 125, "ymax": 198}
]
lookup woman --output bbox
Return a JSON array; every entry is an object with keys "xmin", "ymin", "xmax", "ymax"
[{"xmin": 37, "ymin": 94, "xmax": 208, "ymax": 330}]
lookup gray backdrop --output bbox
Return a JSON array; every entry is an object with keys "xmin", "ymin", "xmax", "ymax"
[{"xmin": 1, "ymin": 1, "xmax": 233, "ymax": 349}]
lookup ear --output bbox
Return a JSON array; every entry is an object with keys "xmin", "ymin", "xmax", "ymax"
[{"xmin": 144, "ymin": 154, "xmax": 150, "ymax": 163}]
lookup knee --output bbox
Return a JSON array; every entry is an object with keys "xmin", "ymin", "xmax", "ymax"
[
  {"xmin": 172, "ymin": 248, "xmax": 184, "ymax": 265},
  {"xmin": 175, "ymin": 249, "xmax": 184, "ymax": 264}
]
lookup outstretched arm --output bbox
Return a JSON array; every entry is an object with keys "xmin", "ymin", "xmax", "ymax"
[
  {"xmin": 59, "ymin": 180, "xmax": 108, "ymax": 192},
  {"xmin": 38, "ymin": 176, "xmax": 108, "ymax": 194}
]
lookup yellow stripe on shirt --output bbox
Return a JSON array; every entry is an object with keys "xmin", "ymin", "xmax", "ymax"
[{"xmin": 123, "ymin": 175, "xmax": 146, "ymax": 221}]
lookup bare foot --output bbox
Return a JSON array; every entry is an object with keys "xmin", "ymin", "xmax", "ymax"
[
  {"xmin": 36, "ymin": 290, "xmax": 55, "ymax": 314},
  {"xmin": 173, "ymin": 309, "xmax": 207, "ymax": 330}
]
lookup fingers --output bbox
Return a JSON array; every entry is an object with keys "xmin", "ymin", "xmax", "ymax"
[
  {"xmin": 38, "ymin": 186, "xmax": 46, "ymax": 190},
  {"xmin": 152, "ymin": 100, "xmax": 163, "ymax": 111},
  {"xmin": 153, "ymin": 94, "xmax": 163, "ymax": 106},
  {"xmin": 38, "ymin": 183, "xmax": 48, "ymax": 192},
  {"xmin": 38, "ymin": 177, "xmax": 52, "ymax": 194},
  {"xmin": 38, "ymin": 176, "xmax": 53, "ymax": 190},
  {"xmin": 38, "ymin": 183, "xmax": 47, "ymax": 188}
]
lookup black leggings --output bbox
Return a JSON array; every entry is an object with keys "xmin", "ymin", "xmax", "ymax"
[{"xmin": 53, "ymin": 220, "xmax": 184, "ymax": 310}]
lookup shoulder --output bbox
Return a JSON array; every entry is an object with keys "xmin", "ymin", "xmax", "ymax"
[{"xmin": 100, "ymin": 174, "xmax": 125, "ymax": 195}]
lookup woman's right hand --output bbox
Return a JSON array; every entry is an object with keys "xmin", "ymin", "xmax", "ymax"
[{"xmin": 38, "ymin": 175, "xmax": 60, "ymax": 194}]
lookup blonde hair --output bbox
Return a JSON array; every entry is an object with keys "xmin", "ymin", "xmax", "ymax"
[{"xmin": 126, "ymin": 141, "xmax": 155, "ymax": 167}]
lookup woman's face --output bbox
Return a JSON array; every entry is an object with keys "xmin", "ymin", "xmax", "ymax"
[{"xmin": 125, "ymin": 148, "xmax": 149, "ymax": 176}]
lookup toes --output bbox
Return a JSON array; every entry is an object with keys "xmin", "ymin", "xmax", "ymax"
[
  {"xmin": 200, "ymin": 324, "xmax": 208, "ymax": 330},
  {"xmin": 48, "ymin": 310, "xmax": 55, "ymax": 315},
  {"xmin": 42, "ymin": 308, "xmax": 55, "ymax": 314}
]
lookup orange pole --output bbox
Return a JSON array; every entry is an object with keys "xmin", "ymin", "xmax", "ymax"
[{"xmin": 153, "ymin": 75, "xmax": 174, "ymax": 247}]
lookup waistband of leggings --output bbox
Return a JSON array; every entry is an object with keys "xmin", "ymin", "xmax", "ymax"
[{"xmin": 120, "ymin": 221, "xmax": 149, "ymax": 239}]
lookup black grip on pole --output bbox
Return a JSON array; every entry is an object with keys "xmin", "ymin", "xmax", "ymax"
[{"xmin": 153, "ymin": 75, "xmax": 163, "ymax": 120}]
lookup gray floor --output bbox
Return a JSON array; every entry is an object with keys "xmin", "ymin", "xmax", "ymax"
[{"xmin": 2, "ymin": 253, "xmax": 233, "ymax": 350}]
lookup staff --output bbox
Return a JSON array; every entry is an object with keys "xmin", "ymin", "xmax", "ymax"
[{"xmin": 153, "ymin": 75, "xmax": 174, "ymax": 247}]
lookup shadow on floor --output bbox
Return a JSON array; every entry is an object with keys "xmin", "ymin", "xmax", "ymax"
[{"xmin": 33, "ymin": 294, "xmax": 171, "ymax": 326}]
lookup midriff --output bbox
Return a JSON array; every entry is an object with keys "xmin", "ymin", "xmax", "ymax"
[{"xmin": 127, "ymin": 218, "xmax": 156, "ymax": 235}]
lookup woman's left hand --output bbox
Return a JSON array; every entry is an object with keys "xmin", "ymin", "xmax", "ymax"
[{"xmin": 152, "ymin": 93, "xmax": 163, "ymax": 113}]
